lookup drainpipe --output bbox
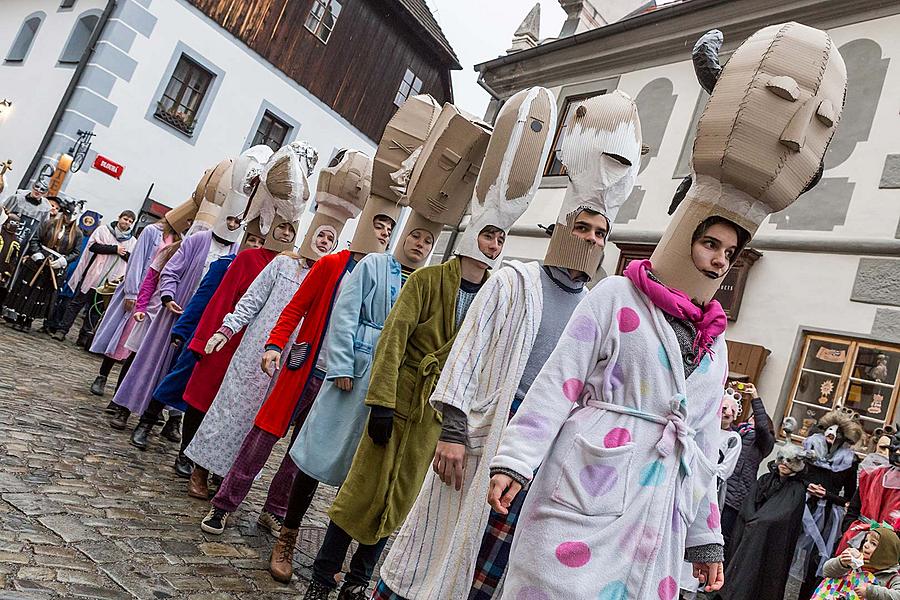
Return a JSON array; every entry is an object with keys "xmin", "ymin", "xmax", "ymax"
[{"xmin": 19, "ymin": 0, "xmax": 117, "ymax": 188}]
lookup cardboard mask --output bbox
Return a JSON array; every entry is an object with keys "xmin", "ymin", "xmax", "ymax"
[
  {"xmin": 650, "ymin": 23, "xmax": 847, "ymax": 303},
  {"xmin": 300, "ymin": 149, "xmax": 372, "ymax": 260},
  {"xmin": 405, "ymin": 103, "xmax": 492, "ymax": 227},
  {"xmin": 456, "ymin": 86, "xmax": 556, "ymax": 269},
  {"xmin": 544, "ymin": 90, "xmax": 643, "ymax": 279},
  {"xmin": 244, "ymin": 142, "xmax": 317, "ymax": 252},
  {"xmin": 193, "ymin": 159, "xmax": 234, "ymax": 229},
  {"xmin": 233, "ymin": 145, "xmax": 274, "ymax": 249}
]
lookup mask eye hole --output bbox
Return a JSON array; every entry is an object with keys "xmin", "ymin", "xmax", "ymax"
[
  {"xmin": 766, "ymin": 75, "xmax": 800, "ymax": 101},
  {"xmin": 603, "ymin": 152, "xmax": 632, "ymax": 167},
  {"xmin": 816, "ymin": 99, "xmax": 835, "ymax": 127}
]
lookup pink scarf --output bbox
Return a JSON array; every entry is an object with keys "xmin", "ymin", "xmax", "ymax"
[{"xmin": 623, "ymin": 259, "xmax": 727, "ymax": 363}]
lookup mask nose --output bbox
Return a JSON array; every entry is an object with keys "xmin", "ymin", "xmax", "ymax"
[{"xmin": 780, "ymin": 96, "xmax": 823, "ymax": 152}]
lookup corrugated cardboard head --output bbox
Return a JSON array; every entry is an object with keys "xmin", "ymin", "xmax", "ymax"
[
  {"xmin": 194, "ymin": 159, "xmax": 234, "ymax": 227},
  {"xmin": 651, "ymin": 23, "xmax": 847, "ymax": 303},
  {"xmin": 372, "ymin": 94, "xmax": 442, "ymax": 205},
  {"xmin": 163, "ymin": 199, "xmax": 198, "ymax": 234},
  {"xmin": 456, "ymin": 86, "xmax": 556, "ymax": 269},
  {"xmin": 543, "ymin": 90, "xmax": 643, "ymax": 279},
  {"xmin": 405, "ymin": 103, "xmax": 492, "ymax": 226},
  {"xmin": 348, "ymin": 196, "xmax": 402, "ymax": 255},
  {"xmin": 299, "ymin": 149, "xmax": 371, "ymax": 260},
  {"xmin": 392, "ymin": 210, "xmax": 443, "ymax": 269}
]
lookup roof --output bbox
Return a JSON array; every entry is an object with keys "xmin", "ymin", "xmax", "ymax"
[{"xmin": 393, "ymin": 0, "xmax": 461, "ymax": 70}]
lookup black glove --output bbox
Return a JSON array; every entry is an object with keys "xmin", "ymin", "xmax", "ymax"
[
  {"xmin": 368, "ymin": 406, "xmax": 394, "ymax": 447},
  {"xmin": 170, "ymin": 333, "xmax": 184, "ymax": 347}
]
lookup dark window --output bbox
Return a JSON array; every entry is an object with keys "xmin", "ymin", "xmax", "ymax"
[
  {"xmin": 6, "ymin": 16, "xmax": 42, "ymax": 63},
  {"xmin": 153, "ymin": 55, "xmax": 214, "ymax": 136},
  {"xmin": 544, "ymin": 91, "xmax": 606, "ymax": 176},
  {"xmin": 252, "ymin": 111, "xmax": 291, "ymax": 151},
  {"xmin": 60, "ymin": 0, "xmax": 77, "ymax": 8},
  {"xmin": 394, "ymin": 68, "xmax": 423, "ymax": 107},
  {"xmin": 59, "ymin": 13, "xmax": 99, "ymax": 64},
  {"xmin": 305, "ymin": 0, "xmax": 342, "ymax": 44}
]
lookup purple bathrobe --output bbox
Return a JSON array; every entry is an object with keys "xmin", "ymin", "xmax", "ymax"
[
  {"xmin": 112, "ymin": 230, "xmax": 231, "ymax": 416},
  {"xmin": 90, "ymin": 224, "xmax": 163, "ymax": 357}
]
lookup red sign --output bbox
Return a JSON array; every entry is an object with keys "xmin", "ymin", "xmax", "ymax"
[{"xmin": 93, "ymin": 155, "xmax": 124, "ymax": 179}]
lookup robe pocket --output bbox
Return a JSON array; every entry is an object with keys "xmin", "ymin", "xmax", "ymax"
[
  {"xmin": 352, "ymin": 340, "xmax": 373, "ymax": 378},
  {"xmin": 676, "ymin": 449, "xmax": 716, "ymax": 525},
  {"xmin": 551, "ymin": 435, "xmax": 634, "ymax": 517}
]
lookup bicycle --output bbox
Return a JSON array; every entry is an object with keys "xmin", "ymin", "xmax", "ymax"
[{"xmin": 69, "ymin": 129, "xmax": 96, "ymax": 173}]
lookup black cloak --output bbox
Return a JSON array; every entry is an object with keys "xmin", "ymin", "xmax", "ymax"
[{"xmin": 716, "ymin": 462, "xmax": 808, "ymax": 600}]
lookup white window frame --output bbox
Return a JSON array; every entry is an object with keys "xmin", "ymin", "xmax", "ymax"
[
  {"xmin": 305, "ymin": 0, "xmax": 342, "ymax": 44},
  {"xmin": 394, "ymin": 68, "xmax": 423, "ymax": 107}
]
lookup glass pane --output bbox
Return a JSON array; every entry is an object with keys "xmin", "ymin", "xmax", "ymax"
[
  {"xmin": 403, "ymin": 69, "xmax": 414, "ymax": 86},
  {"xmin": 305, "ymin": 13, "xmax": 321, "ymax": 31},
  {"xmin": 162, "ymin": 78, "xmax": 182, "ymax": 102},
  {"xmin": 412, "ymin": 77, "xmax": 423, "ymax": 94},
  {"xmin": 843, "ymin": 380, "xmax": 889, "ymax": 420},
  {"xmin": 802, "ymin": 338, "xmax": 851, "ymax": 375},
  {"xmin": 787, "ymin": 403, "xmax": 831, "ymax": 438},
  {"xmin": 851, "ymin": 347, "xmax": 899, "ymax": 385},
  {"xmin": 330, "ymin": 0, "xmax": 342, "ymax": 18},
  {"xmin": 318, "ymin": 26, "xmax": 331, "ymax": 43},
  {"xmin": 172, "ymin": 58, "xmax": 191, "ymax": 82},
  {"xmin": 311, "ymin": 0, "xmax": 326, "ymax": 18},
  {"xmin": 251, "ymin": 129, "xmax": 266, "ymax": 147},
  {"xmin": 394, "ymin": 92, "xmax": 406, "ymax": 107},
  {"xmin": 792, "ymin": 370, "xmax": 840, "ymax": 410},
  {"xmin": 269, "ymin": 121, "xmax": 288, "ymax": 145}
]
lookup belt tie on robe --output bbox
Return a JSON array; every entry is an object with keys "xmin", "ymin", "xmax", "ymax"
[
  {"xmin": 360, "ymin": 318, "xmax": 383, "ymax": 330},
  {"xmin": 586, "ymin": 394, "xmax": 696, "ymax": 475},
  {"xmin": 404, "ymin": 354, "xmax": 442, "ymax": 423}
]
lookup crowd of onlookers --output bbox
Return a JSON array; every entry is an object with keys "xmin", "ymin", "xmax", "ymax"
[{"xmin": 1, "ymin": 180, "xmax": 136, "ymax": 343}]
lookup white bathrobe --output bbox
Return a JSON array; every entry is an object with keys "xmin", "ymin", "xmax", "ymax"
[
  {"xmin": 380, "ymin": 261, "xmax": 561, "ymax": 599},
  {"xmin": 490, "ymin": 275, "xmax": 726, "ymax": 600}
]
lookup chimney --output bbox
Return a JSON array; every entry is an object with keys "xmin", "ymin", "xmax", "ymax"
[
  {"xmin": 507, "ymin": 3, "xmax": 541, "ymax": 54},
  {"xmin": 558, "ymin": 0, "xmax": 653, "ymax": 36}
]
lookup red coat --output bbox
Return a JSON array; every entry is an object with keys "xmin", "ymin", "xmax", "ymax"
[
  {"xmin": 836, "ymin": 464, "xmax": 900, "ymax": 553},
  {"xmin": 182, "ymin": 248, "xmax": 278, "ymax": 412},
  {"xmin": 255, "ymin": 249, "xmax": 352, "ymax": 437}
]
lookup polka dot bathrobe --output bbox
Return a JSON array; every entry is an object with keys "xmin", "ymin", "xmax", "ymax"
[{"xmin": 490, "ymin": 275, "xmax": 727, "ymax": 600}]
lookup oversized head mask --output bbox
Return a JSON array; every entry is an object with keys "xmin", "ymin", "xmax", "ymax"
[
  {"xmin": 193, "ymin": 159, "xmax": 234, "ymax": 230},
  {"xmin": 300, "ymin": 149, "xmax": 372, "ymax": 261},
  {"xmin": 651, "ymin": 23, "xmax": 847, "ymax": 303},
  {"xmin": 244, "ymin": 141, "xmax": 317, "ymax": 252},
  {"xmin": 543, "ymin": 90, "xmax": 643, "ymax": 279},
  {"xmin": 455, "ymin": 86, "xmax": 556, "ymax": 269}
]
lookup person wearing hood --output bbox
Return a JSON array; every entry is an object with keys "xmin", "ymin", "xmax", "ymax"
[
  {"xmin": 792, "ymin": 409, "xmax": 863, "ymax": 598},
  {"xmin": 107, "ymin": 158, "xmax": 251, "ymax": 429},
  {"xmin": 49, "ymin": 210, "xmax": 137, "ymax": 342},
  {"xmin": 485, "ymin": 23, "xmax": 846, "ymax": 600},
  {"xmin": 838, "ymin": 429, "xmax": 900, "ymax": 556},
  {"xmin": 714, "ymin": 445, "xmax": 814, "ymax": 600},
  {"xmin": 0, "ymin": 181, "xmax": 52, "ymax": 301},
  {"xmin": 3, "ymin": 195, "xmax": 83, "ymax": 332},
  {"xmin": 817, "ymin": 524, "xmax": 900, "ymax": 600}
]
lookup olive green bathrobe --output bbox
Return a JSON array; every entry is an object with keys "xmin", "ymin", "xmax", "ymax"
[{"xmin": 329, "ymin": 257, "xmax": 471, "ymax": 545}]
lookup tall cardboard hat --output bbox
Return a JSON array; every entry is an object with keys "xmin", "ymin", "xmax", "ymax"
[
  {"xmin": 193, "ymin": 159, "xmax": 234, "ymax": 229},
  {"xmin": 300, "ymin": 149, "xmax": 372, "ymax": 261},
  {"xmin": 244, "ymin": 141, "xmax": 318, "ymax": 253},
  {"xmin": 650, "ymin": 23, "xmax": 847, "ymax": 303},
  {"xmin": 232, "ymin": 145, "xmax": 275, "ymax": 249},
  {"xmin": 392, "ymin": 103, "xmax": 492, "ymax": 269},
  {"xmin": 544, "ymin": 91, "xmax": 643, "ymax": 279},
  {"xmin": 456, "ymin": 87, "xmax": 556, "ymax": 269},
  {"xmin": 349, "ymin": 94, "xmax": 442, "ymax": 255}
]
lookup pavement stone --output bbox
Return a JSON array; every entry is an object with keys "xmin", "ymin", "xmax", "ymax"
[{"xmin": 0, "ymin": 323, "xmax": 385, "ymax": 598}]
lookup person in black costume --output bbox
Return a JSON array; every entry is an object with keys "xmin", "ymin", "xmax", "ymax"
[
  {"xmin": 792, "ymin": 408, "xmax": 863, "ymax": 599},
  {"xmin": 714, "ymin": 444, "xmax": 813, "ymax": 600},
  {"xmin": 3, "ymin": 197, "xmax": 83, "ymax": 331}
]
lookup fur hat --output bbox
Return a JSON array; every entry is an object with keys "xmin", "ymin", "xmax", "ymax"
[{"xmin": 818, "ymin": 407, "xmax": 864, "ymax": 444}]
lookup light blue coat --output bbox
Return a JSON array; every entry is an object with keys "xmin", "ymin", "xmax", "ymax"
[{"xmin": 289, "ymin": 252, "xmax": 401, "ymax": 486}]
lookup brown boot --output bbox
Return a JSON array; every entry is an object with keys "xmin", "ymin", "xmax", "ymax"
[
  {"xmin": 187, "ymin": 466, "xmax": 209, "ymax": 499},
  {"xmin": 269, "ymin": 526, "xmax": 299, "ymax": 583}
]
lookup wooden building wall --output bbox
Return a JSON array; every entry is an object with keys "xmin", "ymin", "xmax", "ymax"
[{"xmin": 188, "ymin": 0, "xmax": 453, "ymax": 142}]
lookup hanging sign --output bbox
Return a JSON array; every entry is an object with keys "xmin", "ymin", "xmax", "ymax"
[{"xmin": 93, "ymin": 155, "xmax": 124, "ymax": 179}]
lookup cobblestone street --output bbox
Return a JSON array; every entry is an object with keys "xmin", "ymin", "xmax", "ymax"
[{"xmin": 0, "ymin": 323, "xmax": 342, "ymax": 599}]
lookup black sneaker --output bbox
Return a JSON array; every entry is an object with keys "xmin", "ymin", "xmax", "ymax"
[
  {"xmin": 200, "ymin": 507, "xmax": 229, "ymax": 535},
  {"xmin": 337, "ymin": 583, "xmax": 367, "ymax": 600},
  {"xmin": 303, "ymin": 580, "xmax": 334, "ymax": 600}
]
